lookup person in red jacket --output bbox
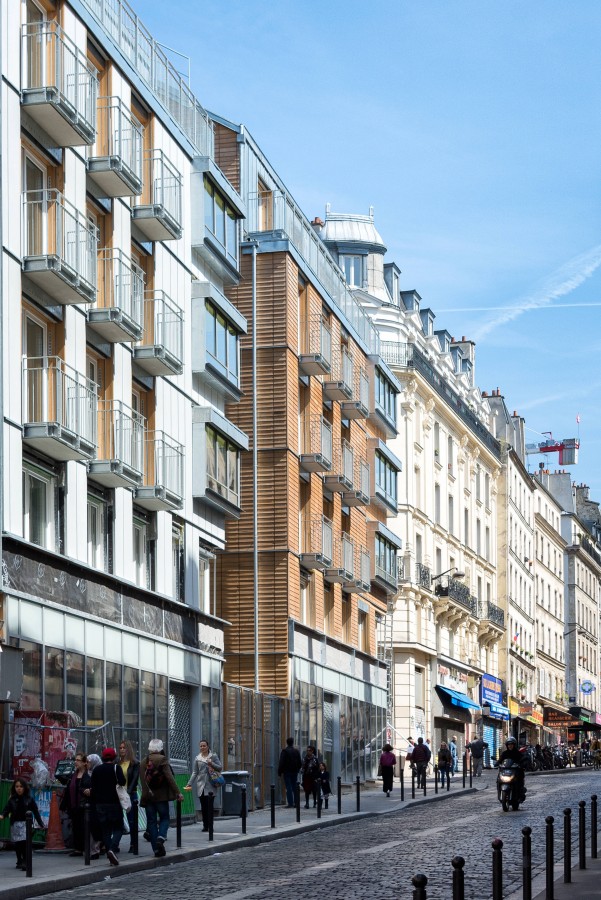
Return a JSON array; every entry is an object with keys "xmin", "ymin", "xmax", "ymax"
[{"xmin": 379, "ymin": 743, "xmax": 397, "ymax": 797}]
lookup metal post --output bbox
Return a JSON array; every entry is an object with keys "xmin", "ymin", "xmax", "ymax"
[
  {"xmin": 83, "ymin": 802, "xmax": 91, "ymax": 866},
  {"xmin": 579, "ymin": 800, "xmax": 586, "ymax": 869},
  {"xmin": 469, "ymin": 755, "xmax": 473, "ymax": 788},
  {"xmin": 295, "ymin": 782, "xmax": 301, "ymax": 822},
  {"xmin": 270, "ymin": 784, "xmax": 276, "ymax": 829},
  {"xmin": 176, "ymin": 796, "xmax": 182, "ymax": 848},
  {"xmin": 411, "ymin": 873, "xmax": 428, "ymax": 899},
  {"xmin": 462, "ymin": 753, "xmax": 466, "ymax": 788},
  {"xmin": 208, "ymin": 792, "xmax": 214, "ymax": 842},
  {"xmin": 452, "ymin": 856, "xmax": 465, "ymax": 900},
  {"xmin": 131, "ymin": 796, "xmax": 139, "ymax": 856},
  {"xmin": 592, "ymin": 794, "xmax": 598, "ymax": 859},
  {"xmin": 563, "ymin": 808, "xmax": 572, "ymax": 883},
  {"xmin": 317, "ymin": 791, "xmax": 322, "ymax": 819},
  {"xmin": 545, "ymin": 816, "xmax": 554, "ymax": 900},
  {"xmin": 447, "ymin": 767, "xmax": 451, "ymax": 792},
  {"xmin": 412, "ymin": 767, "xmax": 416, "ymax": 799},
  {"xmin": 356, "ymin": 775, "xmax": 361, "ymax": 812},
  {"xmin": 25, "ymin": 811, "xmax": 32, "ymax": 878},
  {"xmin": 492, "ymin": 838, "xmax": 503, "ymax": 900},
  {"xmin": 241, "ymin": 785, "xmax": 247, "ymax": 835},
  {"xmin": 522, "ymin": 826, "xmax": 532, "ymax": 900},
  {"xmin": 336, "ymin": 776, "xmax": 341, "ymax": 815},
  {"xmin": 400, "ymin": 769, "xmax": 405, "ymax": 801},
  {"xmin": 434, "ymin": 765, "xmax": 438, "ymax": 794},
  {"xmin": 423, "ymin": 766, "xmax": 427, "ymax": 796}
]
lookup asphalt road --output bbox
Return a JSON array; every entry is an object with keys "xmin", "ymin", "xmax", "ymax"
[{"xmin": 34, "ymin": 770, "xmax": 601, "ymax": 900}]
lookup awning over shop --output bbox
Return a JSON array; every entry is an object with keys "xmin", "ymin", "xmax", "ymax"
[
  {"xmin": 435, "ymin": 685, "xmax": 480, "ymax": 712},
  {"xmin": 482, "ymin": 700, "xmax": 510, "ymax": 721}
]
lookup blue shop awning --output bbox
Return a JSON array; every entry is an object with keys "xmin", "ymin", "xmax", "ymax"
[
  {"xmin": 483, "ymin": 700, "xmax": 510, "ymax": 721},
  {"xmin": 435, "ymin": 685, "xmax": 481, "ymax": 712}
]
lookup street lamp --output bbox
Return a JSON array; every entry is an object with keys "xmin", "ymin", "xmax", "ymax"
[{"xmin": 431, "ymin": 567, "xmax": 465, "ymax": 583}]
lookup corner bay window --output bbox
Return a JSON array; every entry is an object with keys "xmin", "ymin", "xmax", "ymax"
[
  {"xmin": 375, "ymin": 369, "xmax": 396, "ymax": 425},
  {"xmin": 206, "ymin": 425, "xmax": 240, "ymax": 507},
  {"xmin": 375, "ymin": 535, "xmax": 397, "ymax": 583},
  {"xmin": 204, "ymin": 177, "xmax": 238, "ymax": 266},
  {"xmin": 375, "ymin": 450, "xmax": 398, "ymax": 509},
  {"xmin": 205, "ymin": 300, "xmax": 239, "ymax": 386}
]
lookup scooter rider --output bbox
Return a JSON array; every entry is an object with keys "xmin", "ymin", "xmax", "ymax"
[{"xmin": 495, "ymin": 737, "xmax": 526, "ymax": 800}]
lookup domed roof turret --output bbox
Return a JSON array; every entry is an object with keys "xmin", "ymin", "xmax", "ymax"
[{"xmin": 316, "ymin": 206, "xmax": 386, "ymax": 253}]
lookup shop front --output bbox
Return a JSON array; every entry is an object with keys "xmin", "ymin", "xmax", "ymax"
[
  {"xmin": 567, "ymin": 706, "xmax": 595, "ymax": 744},
  {"xmin": 480, "ymin": 673, "xmax": 509, "ymax": 764},
  {"xmin": 544, "ymin": 708, "xmax": 581, "ymax": 744},
  {"xmin": 433, "ymin": 677, "xmax": 480, "ymax": 758},
  {"xmin": 509, "ymin": 699, "xmax": 543, "ymax": 745}
]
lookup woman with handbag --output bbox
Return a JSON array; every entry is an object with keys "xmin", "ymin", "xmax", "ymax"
[
  {"xmin": 90, "ymin": 748, "xmax": 126, "ymax": 866},
  {"xmin": 379, "ymin": 743, "xmax": 396, "ymax": 797},
  {"xmin": 59, "ymin": 752, "xmax": 91, "ymax": 855},
  {"xmin": 184, "ymin": 739, "xmax": 223, "ymax": 832},
  {"xmin": 118, "ymin": 740, "xmax": 139, "ymax": 852}
]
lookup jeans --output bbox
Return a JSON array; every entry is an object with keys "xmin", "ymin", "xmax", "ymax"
[
  {"xmin": 473, "ymin": 756, "xmax": 484, "ymax": 777},
  {"xmin": 438, "ymin": 764, "xmax": 451, "ymax": 787},
  {"xmin": 145, "ymin": 800, "xmax": 170, "ymax": 851},
  {"xmin": 95, "ymin": 803, "xmax": 123, "ymax": 854},
  {"xmin": 283, "ymin": 772, "xmax": 297, "ymax": 806},
  {"xmin": 415, "ymin": 763, "xmax": 427, "ymax": 788}
]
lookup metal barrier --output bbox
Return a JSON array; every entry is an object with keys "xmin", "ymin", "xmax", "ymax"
[
  {"xmin": 545, "ymin": 816, "xmax": 554, "ymax": 900},
  {"xmin": 564, "ymin": 808, "xmax": 572, "ymax": 883},
  {"xmin": 176, "ymin": 797, "xmax": 182, "ymax": 848},
  {"xmin": 131, "ymin": 797, "xmax": 139, "ymax": 855},
  {"xmin": 208, "ymin": 792, "xmax": 215, "ymax": 842},
  {"xmin": 522, "ymin": 826, "xmax": 532, "ymax": 900},
  {"xmin": 270, "ymin": 784, "xmax": 276, "ymax": 828},
  {"xmin": 241, "ymin": 786, "xmax": 247, "ymax": 834}
]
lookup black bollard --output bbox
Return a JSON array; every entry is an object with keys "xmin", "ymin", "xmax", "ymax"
[
  {"xmin": 400, "ymin": 769, "xmax": 405, "ymax": 802},
  {"xmin": 131, "ymin": 796, "xmax": 139, "ymax": 855},
  {"xmin": 545, "ymin": 816, "xmax": 554, "ymax": 900},
  {"xmin": 447, "ymin": 767, "xmax": 451, "ymax": 792},
  {"xmin": 412, "ymin": 767, "xmax": 416, "ymax": 799},
  {"xmin": 412, "ymin": 873, "xmax": 428, "ymax": 900},
  {"xmin": 469, "ymin": 755, "xmax": 473, "ymax": 788},
  {"xmin": 579, "ymin": 800, "xmax": 586, "ymax": 869},
  {"xmin": 592, "ymin": 794, "xmax": 598, "ymax": 859},
  {"xmin": 434, "ymin": 765, "xmax": 438, "ymax": 794},
  {"xmin": 317, "ymin": 791, "xmax": 322, "ymax": 819},
  {"xmin": 492, "ymin": 838, "xmax": 503, "ymax": 900},
  {"xmin": 270, "ymin": 784, "xmax": 276, "ymax": 829},
  {"xmin": 208, "ymin": 791, "xmax": 215, "ymax": 842},
  {"xmin": 295, "ymin": 782, "xmax": 301, "ymax": 822},
  {"xmin": 356, "ymin": 775, "xmax": 361, "ymax": 812},
  {"xmin": 337, "ymin": 776, "xmax": 341, "ymax": 815},
  {"xmin": 241, "ymin": 785, "xmax": 247, "ymax": 835},
  {"xmin": 83, "ymin": 802, "xmax": 91, "ymax": 866},
  {"xmin": 25, "ymin": 810, "xmax": 33, "ymax": 878},
  {"xmin": 176, "ymin": 795, "xmax": 182, "ymax": 848},
  {"xmin": 423, "ymin": 766, "xmax": 427, "ymax": 797},
  {"xmin": 462, "ymin": 753, "xmax": 466, "ymax": 789},
  {"xmin": 522, "ymin": 826, "xmax": 532, "ymax": 900},
  {"xmin": 452, "ymin": 856, "xmax": 465, "ymax": 900},
  {"xmin": 563, "ymin": 808, "xmax": 572, "ymax": 883}
]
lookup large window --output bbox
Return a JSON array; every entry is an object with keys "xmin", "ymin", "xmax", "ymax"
[
  {"xmin": 375, "ymin": 369, "xmax": 397, "ymax": 425},
  {"xmin": 23, "ymin": 464, "xmax": 56, "ymax": 550},
  {"xmin": 133, "ymin": 514, "xmax": 153, "ymax": 589},
  {"xmin": 375, "ymin": 450, "xmax": 398, "ymax": 510},
  {"xmin": 375, "ymin": 535, "xmax": 397, "ymax": 586},
  {"xmin": 340, "ymin": 255, "xmax": 363, "ymax": 288},
  {"xmin": 206, "ymin": 425, "xmax": 240, "ymax": 507},
  {"xmin": 172, "ymin": 522, "xmax": 185, "ymax": 602},
  {"xmin": 205, "ymin": 300, "xmax": 239, "ymax": 386},
  {"xmin": 87, "ymin": 494, "xmax": 107, "ymax": 570},
  {"xmin": 204, "ymin": 177, "xmax": 238, "ymax": 266}
]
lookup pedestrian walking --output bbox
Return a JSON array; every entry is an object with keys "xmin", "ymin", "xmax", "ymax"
[
  {"xmin": 301, "ymin": 746, "xmax": 320, "ymax": 808},
  {"xmin": 118, "ymin": 740, "xmax": 140, "ymax": 852},
  {"xmin": 0, "ymin": 778, "xmax": 45, "ymax": 870},
  {"xmin": 437, "ymin": 742, "xmax": 452, "ymax": 787},
  {"xmin": 277, "ymin": 737, "xmax": 302, "ymax": 808},
  {"xmin": 403, "ymin": 737, "xmax": 415, "ymax": 771},
  {"xmin": 142, "ymin": 738, "xmax": 183, "ymax": 856},
  {"xmin": 449, "ymin": 735, "xmax": 459, "ymax": 775},
  {"xmin": 467, "ymin": 735, "xmax": 488, "ymax": 777},
  {"xmin": 59, "ymin": 752, "xmax": 91, "ymax": 856},
  {"xmin": 317, "ymin": 762, "xmax": 332, "ymax": 805},
  {"xmin": 411, "ymin": 737, "xmax": 431, "ymax": 788},
  {"xmin": 379, "ymin": 743, "xmax": 396, "ymax": 797},
  {"xmin": 85, "ymin": 754, "xmax": 102, "ymax": 859},
  {"xmin": 91, "ymin": 747, "xmax": 126, "ymax": 866},
  {"xmin": 184, "ymin": 739, "xmax": 222, "ymax": 833}
]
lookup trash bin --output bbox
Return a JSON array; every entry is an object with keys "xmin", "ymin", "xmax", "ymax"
[{"xmin": 220, "ymin": 771, "xmax": 249, "ymax": 816}]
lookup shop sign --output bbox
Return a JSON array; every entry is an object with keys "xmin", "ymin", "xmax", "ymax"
[
  {"xmin": 594, "ymin": 714, "xmax": 601, "ymax": 727},
  {"xmin": 519, "ymin": 702, "xmax": 533, "ymax": 717},
  {"xmin": 544, "ymin": 708, "xmax": 580, "ymax": 729},
  {"xmin": 481, "ymin": 673, "xmax": 503, "ymax": 705},
  {"xmin": 438, "ymin": 665, "xmax": 450, "ymax": 676},
  {"xmin": 508, "ymin": 697, "xmax": 520, "ymax": 717}
]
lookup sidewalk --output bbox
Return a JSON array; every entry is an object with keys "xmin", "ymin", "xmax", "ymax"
[{"xmin": 0, "ymin": 772, "xmax": 484, "ymax": 900}]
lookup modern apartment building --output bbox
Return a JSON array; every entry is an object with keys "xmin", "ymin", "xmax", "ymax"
[
  {"xmin": 318, "ymin": 209, "xmax": 505, "ymax": 755},
  {"xmin": 2, "ymin": 0, "xmax": 248, "ymax": 769},
  {"xmin": 210, "ymin": 119, "xmax": 395, "ymax": 782}
]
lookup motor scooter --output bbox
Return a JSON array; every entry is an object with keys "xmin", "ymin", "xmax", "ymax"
[{"xmin": 496, "ymin": 760, "xmax": 523, "ymax": 811}]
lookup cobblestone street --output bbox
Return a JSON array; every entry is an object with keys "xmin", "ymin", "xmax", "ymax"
[{"xmin": 32, "ymin": 770, "xmax": 601, "ymax": 900}]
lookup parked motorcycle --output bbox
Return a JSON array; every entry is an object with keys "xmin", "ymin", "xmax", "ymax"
[{"xmin": 496, "ymin": 760, "xmax": 523, "ymax": 811}]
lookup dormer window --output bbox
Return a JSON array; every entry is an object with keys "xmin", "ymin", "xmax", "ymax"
[{"xmin": 340, "ymin": 255, "xmax": 363, "ymax": 288}]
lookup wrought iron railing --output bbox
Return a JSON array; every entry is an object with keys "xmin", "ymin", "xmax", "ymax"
[
  {"xmin": 415, "ymin": 563, "xmax": 431, "ymax": 588},
  {"xmin": 478, "ymin": 600, "xmax": 505, "ymax": 628}
]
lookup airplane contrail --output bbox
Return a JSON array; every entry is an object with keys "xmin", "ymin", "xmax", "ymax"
[{"xmin": 437, "ymin": 301, "xmax": 601, "ymax": 313}]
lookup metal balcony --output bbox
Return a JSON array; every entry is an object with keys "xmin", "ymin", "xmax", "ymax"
[
  {"xmin": 341, "ymin": 367, "xmax": 370, "ymax": 420},
  {"xmin": 323, "ymin": 347, "xmax": 354, "ymax": 401},
  {"xmin": 343, "ymin": 546, "xmax": 371, "ymax": 593},
  {"xmin": 21, "ymin": 21, "xmax": 97, "ymax": 147},
  {"xmin": 325, "ymin": 534, "xmax": 355, "ymax": 584},
  {"xmin": 324, "ymin": 440, "xmax": 354, "ymax": 492},
  {"xmin": 87, "ymin": 250, "xmax": 144, "ymax": 342},
  {"xmin": 134, "ymin": 430, "xmax": 184, "ymax": 510},
  {"xmin": 22, "ymin": 356, "xmax": 97, "ymax": 461},
  {"xmin": 88, "ymin": 400, "xmax": 145, "ymax": 487},
  {"xmin": 133, "ymin": 291, "xmax": 184, "ymax": 376},
  {"xmin": 342, "ymin": 459, "xmax": 371, "ymax": 507},
  {"xmin": 87, "ymin": 97, "xmax": 143, "ymax": 197},
  {"xmin": 22, "ymin": 190, "xmax": 98, "ymax": 304},
  {"xmin": 299, "ymin": 416, "xmax": 332, "ymax": 473},
  {"xmin": 436, "ymin": 578, "xmax": 478, "ymax": 615},
  {"xmin": 415, "ymin": 563, "xmax": 431, "ymax": 588},
  {"xmin": 298, "ymin": 316, "xmax": 331, "ymax": 376},
  {"xmin": 375, "ymin": 555, "xmax": 399, "ymax": 593},
  {"xmin": 132, "ymin": 150, "xmax": 182, "ymax": 241},
  {"xmin": 478, "ymin": 600, "xmax": 505, "ymax": 629},
  {"xmin": 300, "ymin": 516, "xmax": 333, "ymax": 570}
]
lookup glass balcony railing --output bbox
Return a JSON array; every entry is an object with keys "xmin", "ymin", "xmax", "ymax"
[
  {"xmin": 21, "ymin": 20, "xmax": 98, "ymax": 146},
  {"xmin": 132, "ymin": 150, "xmax": 182, "ymax": 241},
  {"xmin": 134, "ymin": 291, "xmax": 184, "ymax": 376},
  {"xmin": 324, "ymin": 347, "xmax": 354, "ymax": 401},
  {"xmin": 300, "ymin": 516, "xmax": 333, "ymax": 569},
  {"xmin": 342, "ymin": 365, "xmax": 370, "ymax": 419},
  {"xmin": 135, "ymin": 429, "xmax": 183, "ymax": 510},
  {"xmin": 22, "ymin": 189, "xmax": 98, "ymax": 304},
  {"xmin": 88, "ymin": 97, "xmax": 143, "ymax": 196},
  {"xmin": 89, "ymin": 400, "xmax": 145, "ymax": 486},
  {"xmin": 88, "ymin": 249, "xmax": 144, "ymax": 341},
  {"xmin": 298, "ymin": 315, "xmax": 332, "ymax": 376},
  {"xmin": 300, "ymin": 416, "xmax": 332, "ymax": 472},
  {"xmin": 22, "ymin": 356, "xmax": 97, "ymax": 459}
]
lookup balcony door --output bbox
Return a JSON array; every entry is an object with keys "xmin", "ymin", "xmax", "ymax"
[
  {"xmin": 23, "ymin": 154, "xmax": 46, "ymax": 256},
  {"xmin": 24, "ymin": 0, "xmax": 45, "ymax": 89},
  {"xmin": 23, "ymin": 313, "xmax": 47, "ymax": 423}
]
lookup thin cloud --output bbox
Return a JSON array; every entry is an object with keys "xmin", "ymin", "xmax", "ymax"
[{"xmin": 472, "ymin": 244, "xmax": 601, "ymax": 341}]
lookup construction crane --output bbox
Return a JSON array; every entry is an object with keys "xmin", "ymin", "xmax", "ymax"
[{"xmin": 525, "ymin": 432, "xmax": 580, "ymax": 466}]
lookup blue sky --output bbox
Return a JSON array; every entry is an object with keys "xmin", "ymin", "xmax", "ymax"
[{"xmin": 140, "ymin": 1, "xmax": 601, "ymax": 498}]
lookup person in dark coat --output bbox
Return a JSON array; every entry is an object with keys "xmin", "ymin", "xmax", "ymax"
[
  {"xmin": 91, "ymin": 747, "xmax": 125, "ymax": 866},
  {"xmin": 317, "ymin": 762, "xmax": 332, "ymax": 807},
  {"xmin": 379, "ymin": 743, "xmax": 397, "ymax": 797},
  {"xmin": 118, "ymin": 740, "xmax": 140, "ymax": 852},
  {"xmin": 0, "ymin": 779, "xmax": 45, "ymax": 869},
  {"xmin": 59, "ymin": 752, "xmax": 91, "ymax": 856},
  {"xmin": 437, "ymin": 742, "xmax": 453, "ymax": 787},
  {"xmin": 277, "ymin": 737, "xmax": 302, "ymax": 808},
  {"xmin": 140, "ymin": 738, "xmax": 183, "ymax": 857},
  {"xmin": 301, "ymin": 746, "xmax": 320, "ymax": 808}
]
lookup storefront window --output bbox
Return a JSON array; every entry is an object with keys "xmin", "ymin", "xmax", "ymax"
[
  {"xmin": 66, "ymin": 652, "xmax": 84, "ymax": 720},
  {"xmin": 86, "ymin": 657, "xmax": 104, "ymax": 725},
  {"xmin": 44, "ymin": 647, "xmax": 64, "ymax": 711},
  {"xmin": 105, "ymin": 662, "xmax": 122, "ymax": 729},
  {"xmin": 21, "ymin": 641, "xmax": 42, "ymax": 709}
]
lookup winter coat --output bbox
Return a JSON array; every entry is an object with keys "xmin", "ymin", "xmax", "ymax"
[
  {"xmin": 301, "ymin": 754, "xmax": 320, "ymax": 792},
  {"xmin": 186, "ymin": 752, "xmax": 223, "ymax": 798},
  {"xmin": 140, "ymin": 752, "xmax": 180, "ymax": 807},
  {"xmin": 91, "ymin": 762, "xmax": 125, "ymax": 807},
  {"xmin": 278, "ymin": 745, "xmax": 302, "ymax": 776},
  {"xmin": 59, "ymin": 772, "xmax": 91, "ymax": 812},
  {"xmin": 411, "ymin": 743, "xmax": 431, "ymax": 764},
  {"xmin": 437, "ymin": 748, "xmax": 452, "ymax": 768},
  {"xmin": 379, "ymin": 750, "xmax": 396, "ymax": 768},
  {"xmin": 1, "ymin": 794, "xmax": 44, "ymax": 828}
]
